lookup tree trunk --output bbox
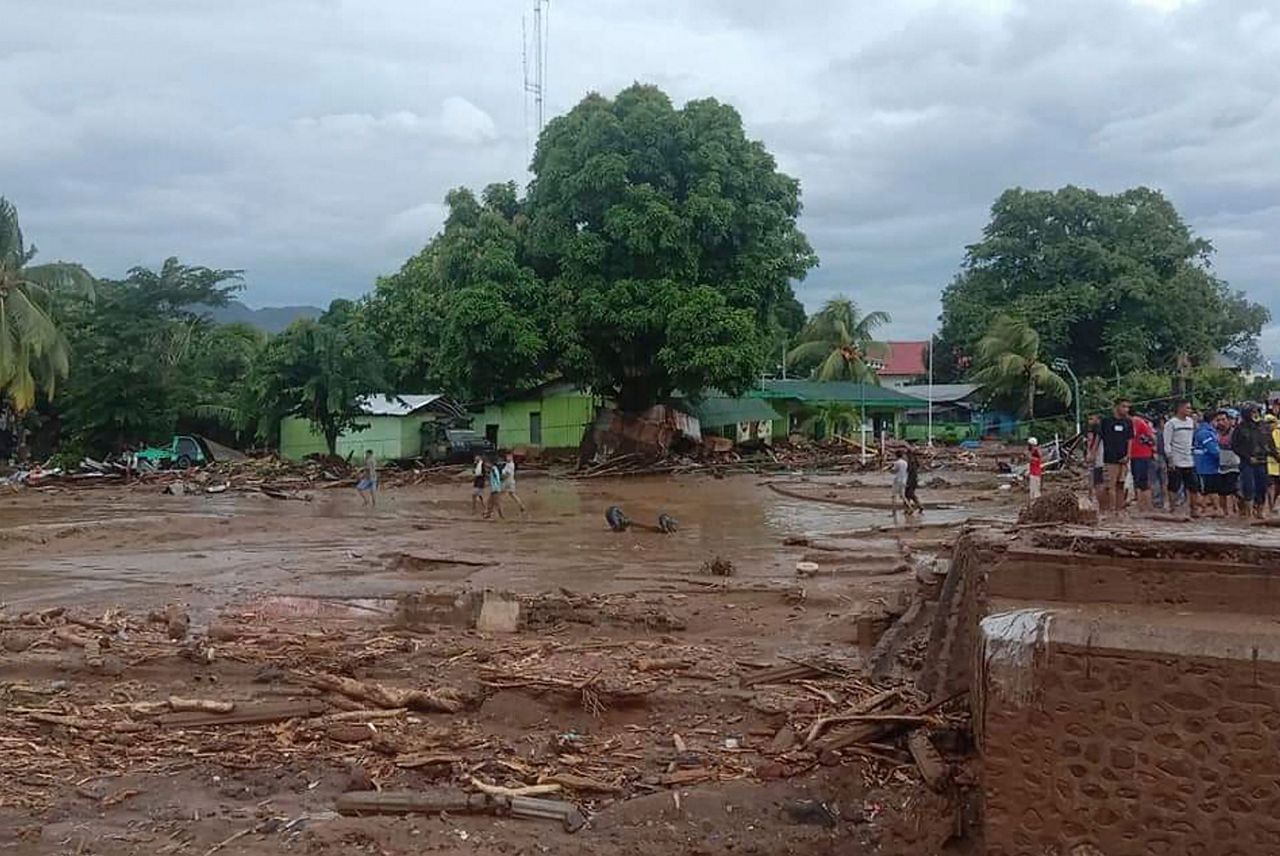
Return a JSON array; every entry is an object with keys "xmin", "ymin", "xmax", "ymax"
[
  {"xmin": 324, "ymin": 426, "xmax": 339, "ymax": 457},
  {"xmin": 1027, "ymin": 380, "xmax": 1036, "ymax": 422},
  {"xmin": 617, "ymin": 379, "xmax": 660, "ymax": 414}
]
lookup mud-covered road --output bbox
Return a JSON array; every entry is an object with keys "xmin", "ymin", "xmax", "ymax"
[{"xmin": 0, "ymin": 470, "xmax": 1011, "ymax": 855}]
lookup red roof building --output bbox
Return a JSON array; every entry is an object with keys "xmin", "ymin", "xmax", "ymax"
[{"xmin": 875, "ymin": 340, "xmax": 929, "ymax": 387}]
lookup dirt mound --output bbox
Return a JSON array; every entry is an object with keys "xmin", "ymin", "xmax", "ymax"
[{"xmin": 1018, "ymin": 489, "xmax": 1092, "ymax": 524}]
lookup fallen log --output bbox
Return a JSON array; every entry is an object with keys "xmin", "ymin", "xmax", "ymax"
[
  {"xmin": 336, "ymin": 789, "xmax": 586, "ymax": 832},
  {"xmin": 395, "ymin": 752, "xmax": 463, "ymax": 769},
  {"xmin": 739, "ymin": 662, "xmax": 824, "ymax": 688},
  {"xmin": 803, "ymin": 688, "xmax": 899, "ymax": 746},
  {"xmin": 159, "ymin": 699, "xmax": 326, "ymax": 728},
  {"xmin": 27, "ymin": 712, "xmax": 96, "ymax": 729},
  {"xmin": 168, "ymin": 697, "xmax": 236, "ymax": 714},
  {"xmin": 470, "ymin": 777, "xmax": 561, "ymax": 798},
  {"xmin": 541, "ymin": 772, "xmax": 622, "ymax": 794},
  {"xmin": 301, "ymin": 673, "xmax": 463, "ymax": 714}
]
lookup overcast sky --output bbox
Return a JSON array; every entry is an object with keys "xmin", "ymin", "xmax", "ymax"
[{"xmin": 5, "ymin": 0, "xmax": 1280, "ymax": 351}]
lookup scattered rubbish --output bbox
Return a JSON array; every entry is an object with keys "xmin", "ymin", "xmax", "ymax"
[{"xmin": 605, "ymin": 505, "xmax": 631, "ymax": 531}]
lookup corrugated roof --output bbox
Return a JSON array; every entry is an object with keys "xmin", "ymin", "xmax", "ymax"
[
  {"xmin": 754, "ymin": 380, "xmax": 921, "ymax": 408},
  {"xmin": 898, "ymin": 383, "xmax": 981, "ymax": 403},
  {"xmin": 684, "ymin": 395, "xmax": 781, "ymax": 427},
  {"xmin": 358, "ymin": 394, "xmax": 444, "ymax": 416}
]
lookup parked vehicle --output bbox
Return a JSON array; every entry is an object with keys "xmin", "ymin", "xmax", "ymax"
[
  {"xmin": 133, "ymin": 435, "xmax": 210, "ymax": 470},
  {"xmin": 421, "ymin": 423, "xmax": 492, "ymax": 463}
]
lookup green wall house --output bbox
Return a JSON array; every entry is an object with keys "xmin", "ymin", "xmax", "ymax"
[
  {"xmin": 681, "ymin": 393, "xmax": 782, "ymax": 445},
  {"xmin": 279, "ymin": 394, "xmax": 465, "ymax": 462},
  {"xmin": 751, "ymin": 379, "xmax": 922, "ymax": 440},
  {"xmin": 476, "ymin": 381, "xmax": 602, "ymax": 452}
]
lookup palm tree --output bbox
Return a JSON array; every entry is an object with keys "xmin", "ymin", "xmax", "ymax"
[
  {"xmin": 786, "ymin": 297, "xmax": 891, "ymax": 382},
  {"xmin": 0, "ymin": 198, "xmax": 93, "ymax": 411},
  {"xmin": 970, "ymin": 315, "xmax": 1071, "ymax": 419}
]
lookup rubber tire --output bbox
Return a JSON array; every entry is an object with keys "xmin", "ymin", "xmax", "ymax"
[{"xmin": 176, "ymin": 455, "xmax": 193, "ymax": 469}]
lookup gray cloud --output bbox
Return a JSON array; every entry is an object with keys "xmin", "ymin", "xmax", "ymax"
[{"xmin": 4, "ymin": 0, "xmax": 1279, "ymax": 353}]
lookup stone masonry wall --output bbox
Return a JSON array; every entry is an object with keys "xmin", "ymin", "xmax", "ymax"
[{"xmin": 982, "ymin": 628, "xmax": 1280, "ymax": 855}]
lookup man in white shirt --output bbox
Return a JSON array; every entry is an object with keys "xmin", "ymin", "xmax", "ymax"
[
  {"xmin": 1162, "ymin": 399, "xmax": 1198, "ymax": 519},
  {"xmin": 890, "ymin": 450, "xmax": 909, "ymax": 518},
  {"xmin": 500, "ymin": 454, "xmax": 526, "ymax": 514}
]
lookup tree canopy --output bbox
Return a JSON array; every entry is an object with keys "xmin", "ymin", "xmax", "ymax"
[
  {"xmin": 59, "ymin": 258, "xmax": 243, "ymax": 452},
  {"xmin": 246, "ymin": 300, "xmax": 387, "ymax": 455},
  {"xmin": 526, "ymin": 85, "xmax": 816, "ymax": 409},
  {"xmin": 936, "ymin": 186, "xmax": 1269, "ymax": 381},
  {"xmin": 367, "ymin": 84, "xmax": 817, "ymax": 410}
]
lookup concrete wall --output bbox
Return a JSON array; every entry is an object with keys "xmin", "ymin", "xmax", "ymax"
[
  {"xmin": 479, "ymin": 389, "xmax": 598, "ymax": 451},
  {"xmin": 279, "ymin": 415, "xmax": 420, "ymax": 461}
]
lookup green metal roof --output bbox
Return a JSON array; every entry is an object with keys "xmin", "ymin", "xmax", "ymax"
[
  {"xmin": 683, "ymin": 395, "xmax": 781, "ymax": 427},
  {"xmin": 753, "ymin": 379, "xmax": 921, "ymax": 409}
]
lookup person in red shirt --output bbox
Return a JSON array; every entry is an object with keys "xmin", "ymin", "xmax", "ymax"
[
  {"xmin": 1129, "ymin": 409, "xmax": 1157, "ymax": 512},
  {"xmin": 1027, "ymin": 437, "xmax": 1044, "ymax": 502}
]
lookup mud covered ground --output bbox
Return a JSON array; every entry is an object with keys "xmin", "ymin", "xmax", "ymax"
[{"xmin": 0, "ymin": 469, "xmax": 1010, "ymax": 855}]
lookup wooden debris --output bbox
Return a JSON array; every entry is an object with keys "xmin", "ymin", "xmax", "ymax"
[
  {"xmin": 739, "ymin": 661, "xmax": 824, "ymax": 688},
  {"xmin": 168, "ymin": 697, "xmax": 235, "ymax": 714},
  {"xmin": 541, "ymin": 772, "xmax": 621, "ymax": 794},
  {"xmin": 395, "ymin": 752, "xmax": 462, "ymax": 769},
  {"xmin": 470, "ymin": 777, "xmax": 562, "ymax": 798},
  {"xmin": 302, "ymin": 672, "xmax": 463, "ymax": 714},
  {"xmin": 907, "ymin": 730, "xmax": 949, "ymax": 791},
  {"xmin": 336, "ymin": 790, "xmax": 586, "ymax": 832},
  {"xmin": 632, "ymin": 657, "xmax": 689, "ymax": 673},
  {"xmin": 660, "ymin": 767, "xmax": 715, "ymax": 786},
  {"xmin": 158, "ymin": 699, "xmax": 325, "ymax": 728}
]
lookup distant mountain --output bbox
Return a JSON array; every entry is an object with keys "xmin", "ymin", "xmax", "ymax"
[{"xmin": 202, "ymin": 300, "xmax": 322, "ymax": 333}]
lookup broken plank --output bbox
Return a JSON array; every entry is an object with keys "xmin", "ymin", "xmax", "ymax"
[
  {"xmin": 907, "ymin": 730, "xmax": 949, "ymax": 792},
  {"xmin": 739, "ymin": 662, "xmax": 823, "ymax": 688},
  {"xmin": 159, "ymin": 699, "xmax": 326, "ymax": 728}
]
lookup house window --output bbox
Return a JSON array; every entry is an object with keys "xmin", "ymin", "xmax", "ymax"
[{"xmin": 529, "ymin": 411, "xmax": 542, "ymax": 446}]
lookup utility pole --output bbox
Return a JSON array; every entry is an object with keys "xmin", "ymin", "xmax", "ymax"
[{"xmin": 927, "ymin": 336, "xmax": 934, "ymax": 447}]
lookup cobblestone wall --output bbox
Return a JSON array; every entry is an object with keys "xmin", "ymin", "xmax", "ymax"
[{"xmin": 982, "ymin": 629, "xmax": 1280, "ymax": 855}]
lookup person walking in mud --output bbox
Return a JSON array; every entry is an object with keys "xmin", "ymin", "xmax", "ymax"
[
  {"xmin": 484, "ymin": 455, "xmax": 505, "ymax": 519},
  {"xmin": 904, "ymin": 450, "xmax": 924, "ymax": 516},
  {"xmin": 471, "ymin": 454, "xmax": 486, "ymax": 515},
  {"xmin": 500, "ymin": 452, "xmax": 526, "ymax": 515},
  {"xmin": 889, "ymin": 450, "xmax": 909, "ymax": 518},
  {"xmin": 356, "ymin": 449, "xmax": 378, "ymax": 508}
]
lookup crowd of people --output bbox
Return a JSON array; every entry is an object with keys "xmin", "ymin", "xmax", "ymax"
[{"xmin": 1082, "ymin": 395, "xmax": 1280, "ymax": 520}]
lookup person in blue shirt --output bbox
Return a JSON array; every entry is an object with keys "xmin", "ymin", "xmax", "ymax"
[
  {"xmin": 484, "ymin": 455, "xmax": 505, "ymax": 520},
  {"xmin": 1192, "ymin": 415, "xmax": 1220, "ymax": 518}
]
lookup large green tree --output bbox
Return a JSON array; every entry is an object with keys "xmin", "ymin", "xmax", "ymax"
[
  {"xmin": 59, "ymin": 258, "xmax": 242, "ymax": 452},
  {"xmin": 524, "ymin": 84, "xmax": 817, "ymax": 409},
  {"xmin": 361, "ymin": 184, "xmax": 549, "ymax": 401},
  {"xmin": 246, "ymin": 300, "xmax": 386, "ymax": 455},
  {"xmin": 0, "ymin": 198, "xmax": 93, "ymax": 411},
  {"xmin": 937, "ymin": 186, "xmax": 1269, "ymax": 380},
  {"xmin": 970, "ymin": 315, "xmax": 1072, "ymax": 419},
  {"xmin": 786, "ymin": 296, "xmax": 890, "ymax": 382}
]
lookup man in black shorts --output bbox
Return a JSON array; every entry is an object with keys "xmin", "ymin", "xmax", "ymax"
[
  {"xmin": 1163, "ymin": 400, "xmax": 1198, "ymax": 519},
  {"xmin": 1098, "ymin": 398, "xmax": 1134, "ymax": 513}
]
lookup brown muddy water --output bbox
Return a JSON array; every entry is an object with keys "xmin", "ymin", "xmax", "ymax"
[{"xmin": 0, "ymin": 472, "xmax": 1002, "ymax": 617}]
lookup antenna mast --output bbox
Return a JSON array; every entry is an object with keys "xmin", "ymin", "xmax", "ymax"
[{"xmin": 523, "ymin": 0, "xmax": 549, "ymax": 154}]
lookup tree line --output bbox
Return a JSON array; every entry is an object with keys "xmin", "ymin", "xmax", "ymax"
[{"xmin": 0, "ymin": 84, "xmax": 1271, "ymax": 459}]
